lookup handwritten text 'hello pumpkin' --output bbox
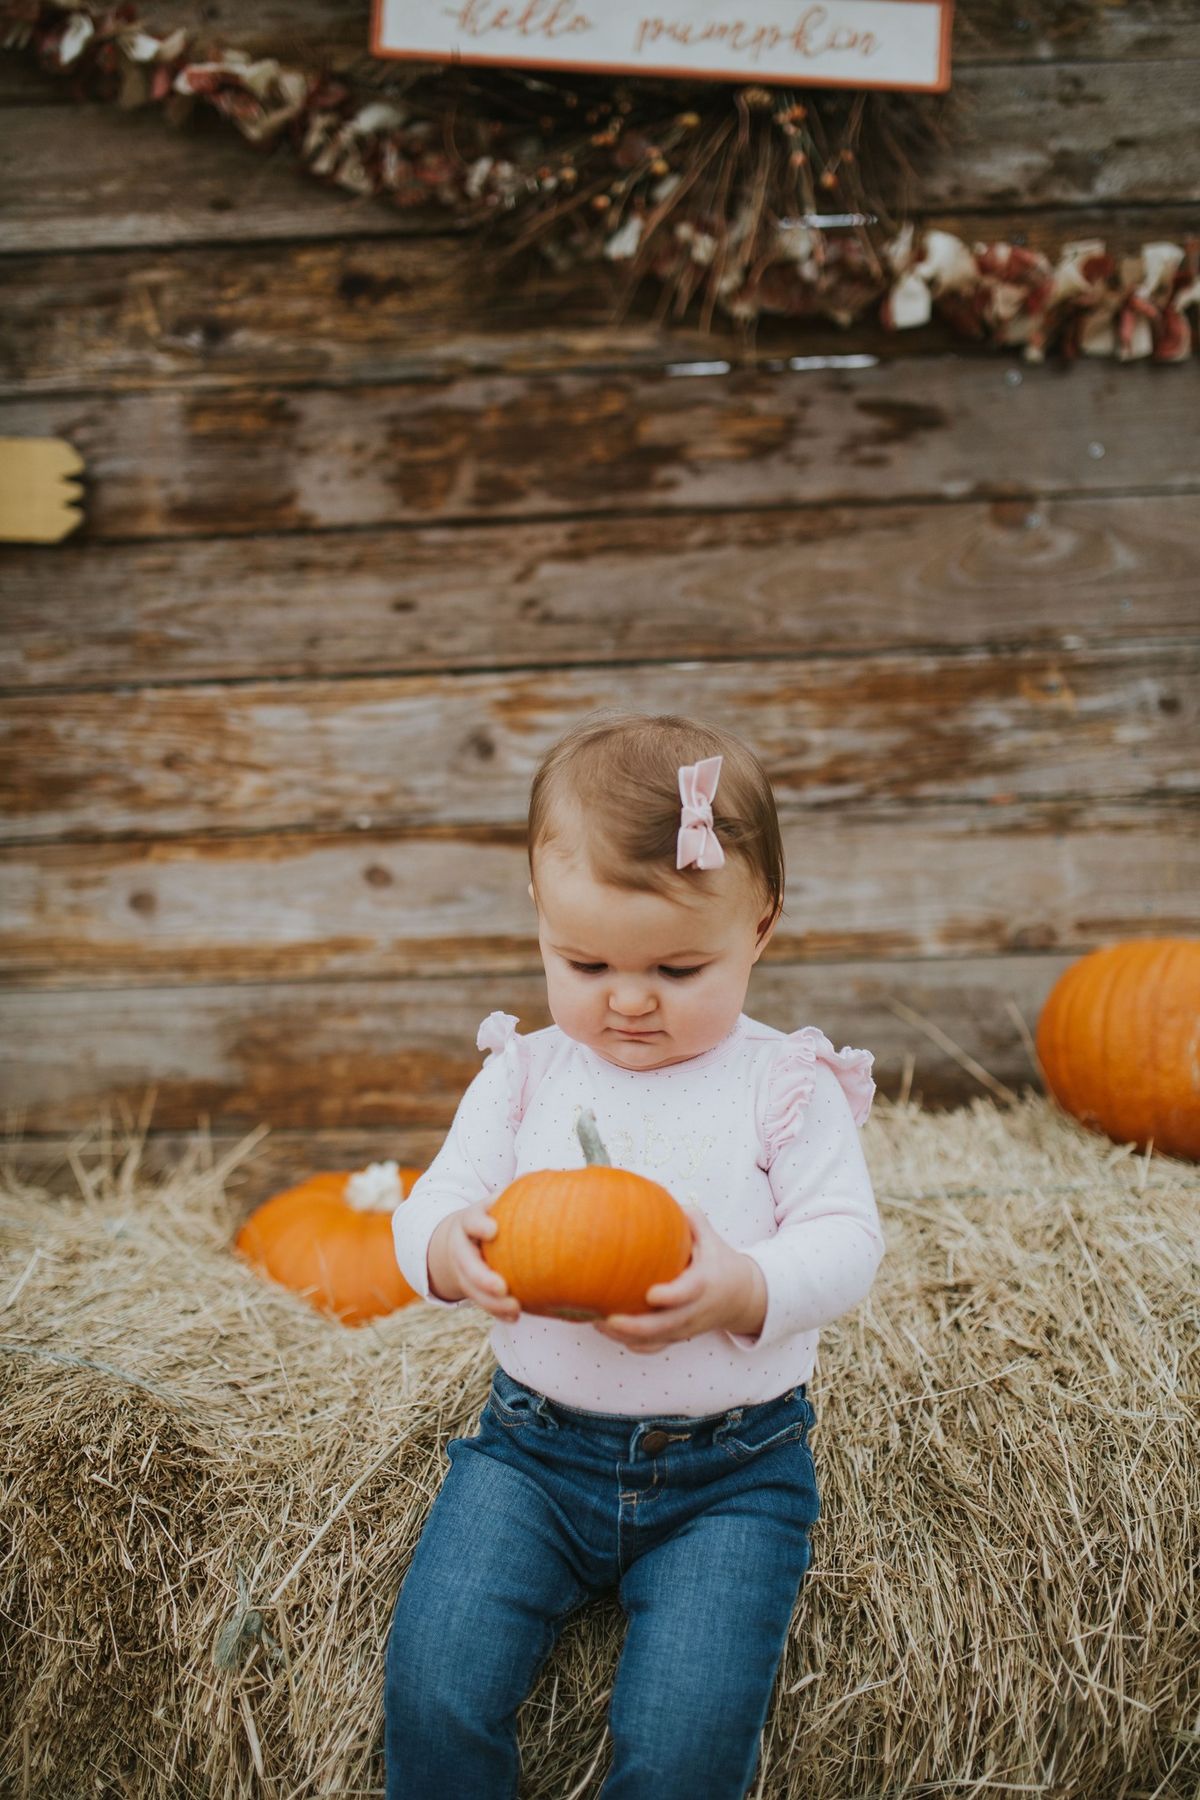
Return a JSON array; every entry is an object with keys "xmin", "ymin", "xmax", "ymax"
[{"xmin": 442, "ymin": 3, "xmax": 882, "ymax": 61}]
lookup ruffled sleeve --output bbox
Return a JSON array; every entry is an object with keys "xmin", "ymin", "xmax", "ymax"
[
  {"xmin": 762, "ymin": 1026, "xmax": 875, "ymax": 1164},
  {"xmin": 725, "ymin": 1028, "xmax": 883, "ymax": 1355},
  {"xmin": 391, "ymin": 1014, "xmax": 527, "ymax": 1309},
  {"xmin": 476, "ymin": 1010, "xmax": 531, "ymax": 1134}
]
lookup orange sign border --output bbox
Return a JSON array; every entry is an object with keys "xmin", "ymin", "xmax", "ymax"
[{"xmin": 370, "ymin": 1, "xmax": 954, "ymax": 95}]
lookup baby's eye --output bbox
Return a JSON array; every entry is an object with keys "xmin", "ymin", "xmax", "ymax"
[{"xmin": 567, "ymin": 961, "xmax": 704, "ymax": 979}]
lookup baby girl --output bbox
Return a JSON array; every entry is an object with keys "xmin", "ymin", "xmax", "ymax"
[{"xmin": 385, "ymin": 708, "xmax": 885, "ymax": 1799}]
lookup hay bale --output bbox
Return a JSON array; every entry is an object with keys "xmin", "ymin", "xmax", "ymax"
[{"xmin": 1, "ymin": 1096, "xmax": 1197, "ymax": 1799}]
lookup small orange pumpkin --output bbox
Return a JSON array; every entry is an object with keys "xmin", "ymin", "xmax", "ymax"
[
  {"xmin": 1036, "ymin": 937, "xmax": 1200, "ymax": 1161},
  {"xmin": 235, "ymin": 1161, "xmax": 424, "ymax": 1324},
  {"xmin": 481, "ymin": 1110, "xmax": 693, "ymax": 1321}
]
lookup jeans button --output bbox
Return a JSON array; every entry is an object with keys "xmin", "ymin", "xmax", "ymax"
[{"xmin": 641, "ymin": 1429, "xmax": 670, "ymax": 1454}]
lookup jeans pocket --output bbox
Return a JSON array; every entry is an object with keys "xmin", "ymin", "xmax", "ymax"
[
  {"xmin": 717, "ymin": 1388, "xmax": 814, "ymax": 1464},
  {"xmin": 485, "ymin": 1371, "xmax": 546, "ymax": 1433}
]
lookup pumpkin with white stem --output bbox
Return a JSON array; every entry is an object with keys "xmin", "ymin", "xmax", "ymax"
[
  {"xmin": 481, "ymin": 1110, "xmax": 693, "ymax": 1321},
  {"xmin": 235, "ymin": 1160, "xmax": 423, "ymax": 1324}
]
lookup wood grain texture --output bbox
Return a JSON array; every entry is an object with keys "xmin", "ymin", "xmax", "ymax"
[
  {"xmin": 2, "ymin": 803, "xmax": 1196, "ymax": 986},
  {"xmin": 3, "ymin": 650, "xmax": 1196, "ymax": 843},
  {"xmin": 2, "ymin": 57, "xmax": 1198, "ymax": 255},
  {"xmin": 923, "ymin": 60, "xmax": 1200, "ymax": 208},
  {"xmin": 0, "ymin": 100, "xmax": 469, "ymax": 252},
  {"xmin": 3, "ymin": 495, "xmax": 1198, "ymax": 690},
  {"xmin": 0, "ymin": 234, "xmax": 676, "ymax": 397},
  {"xmin": 3, "ymin": 6, "xmax": 1196, "ymax": 1141},
  {"xmin": 952, "ymin": 0, "xmax": 1200, "ymax": 61},
  {"xmin": 7, "ymin": 207, "xmax": 1200, "ymax": 399},
  {"xmin": 3, "ymin": 357, "xmax": 1197, "ymax": 542},
  {"xmin": 0, "ymin": 954, "xmax": 1061, "ymax": 1131}
]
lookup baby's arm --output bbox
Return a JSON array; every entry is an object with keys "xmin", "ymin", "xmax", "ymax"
[
  {"xmin": 726, "ymin": 1061, "xmax": 885, "ymax": 1353},
  {"xmin": 392, "ymin": 1053, "xmax": 520, "ymax": 1323}
]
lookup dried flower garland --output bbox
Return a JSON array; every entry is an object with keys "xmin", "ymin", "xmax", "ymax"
[
  {"xmin": 882, "ymin": 228, "xmax": 1199, "ymax": 363},
  {"xmin": 4, "ymin": 0, "xmax": 1198, "ymax": 362}
]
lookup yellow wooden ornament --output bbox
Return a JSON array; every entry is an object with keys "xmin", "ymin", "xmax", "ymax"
[{"xmin": 0, "ymin": 437, "xmax": 85, "ymax": 543}]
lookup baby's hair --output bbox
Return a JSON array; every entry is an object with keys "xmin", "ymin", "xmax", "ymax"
[{"xmin": 528, "ymin": 710, "xmax": 785, "ymax": 940}]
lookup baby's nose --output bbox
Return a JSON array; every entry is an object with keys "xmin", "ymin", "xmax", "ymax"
[{"xmin": 610, "ymin": 983, "xmax": 656, "ymax": 1015}]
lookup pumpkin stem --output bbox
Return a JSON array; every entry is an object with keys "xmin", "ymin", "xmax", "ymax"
[
  {"xmin": 576, "ymin": 1109, "xmax": 610, "ymax": 1166},
  {"xmin": 345, "ymin": 1162, "xmax": 404, "ymax": 1211}
]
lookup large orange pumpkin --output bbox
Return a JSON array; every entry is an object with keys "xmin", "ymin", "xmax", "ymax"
[
  {"xmin": 1036, "ymin": 937, "xmax": 1200, "ymax": 1161},
  {"xmin": 235, "ymin": 1161, "xmax": 423, "ymax": 1324},
  {"xmin": 481, "ymin": 1110, "xmax": 693, "ymax": 1321}
]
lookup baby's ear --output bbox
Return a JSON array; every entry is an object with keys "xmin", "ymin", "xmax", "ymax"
[{"xmin": 752, "ymin": 906, "xmax": 780, "ymax": 960}]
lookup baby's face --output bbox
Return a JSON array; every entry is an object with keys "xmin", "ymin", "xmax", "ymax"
[{"xmin": 529, "ymin": 847, "xmax": 776, "ymax": 1070}]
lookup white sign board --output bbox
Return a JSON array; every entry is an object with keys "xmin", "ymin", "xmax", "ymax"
[{"xmin": 372, "ymin": 1, "xmax": 953, "ymax": 93}]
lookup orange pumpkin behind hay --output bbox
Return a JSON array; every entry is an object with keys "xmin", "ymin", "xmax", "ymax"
[{"xmin": 236, "ymin": 1162, "xmax": 423, "ymax": 1324}]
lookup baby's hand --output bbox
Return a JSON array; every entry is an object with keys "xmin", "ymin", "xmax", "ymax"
[
  {"xmin": 593, "ymin": 1208, "xmax": 764, "ymax": 1353},
  {"xmin": 428, "ymin": 1205, "xmax": 520, "ymax": 1323}
]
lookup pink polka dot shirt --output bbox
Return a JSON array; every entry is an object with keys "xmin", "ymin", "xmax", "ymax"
[{"xmin": 391, "ymin": 1010, "xmax": 885, "ymax": 1416}]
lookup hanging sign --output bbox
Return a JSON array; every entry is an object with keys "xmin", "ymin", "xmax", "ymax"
[{"xmin": 372, "ymin": 1, "xmax": 953, "ymax": 93}]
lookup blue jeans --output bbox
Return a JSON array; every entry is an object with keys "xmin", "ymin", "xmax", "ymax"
[{"xmin": 383, "ymin": 1363, "xmax": 820, "ymax": 1800}]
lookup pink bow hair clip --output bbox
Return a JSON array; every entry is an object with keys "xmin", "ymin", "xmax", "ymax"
[{"xmin": 676, "ymin": 756, "xmax": 725, "ymax": 870}]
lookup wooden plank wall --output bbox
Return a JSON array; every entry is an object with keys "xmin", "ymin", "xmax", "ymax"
[{"xmin": 2, "ymin": 2, "xmax": 1198, "ymax": 1196}]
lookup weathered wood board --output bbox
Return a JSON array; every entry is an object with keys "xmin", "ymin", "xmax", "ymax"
[
  {"xmin": 2, "ymin": 55, "xmax": 1199, "ymax": 254},
  {"xmin": 2, "ymin": 357, "xmax": 1197, "ymax": 542},
  {"xmin": 0, "ymin": 955, "xmax": 1061, "ymax": 1133},
  {"xmin": 921, "ymin": 61, "xmax": 1200, "ymax": 208},
  {"xmin": 2, "ymin": 805, "xmax": 1195, "ymax": 985},
  {"xmin": 1, "ymin": 3, "xmax": 1197, "ymax": 1136},
  {"xmin": 3, "ymin": 495, "xmax": 1197, "ymax": 689},
  {"xmin": 6, "ymin": 206, "xmax": 1200, "ymax": 399},
  {"xmin": 3, "ymin": 649, "xmax": 1196, "ymax": 843},
  {"xmin": 0, "ymin": 100, "xmax": 470, "ymax": 252}
]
